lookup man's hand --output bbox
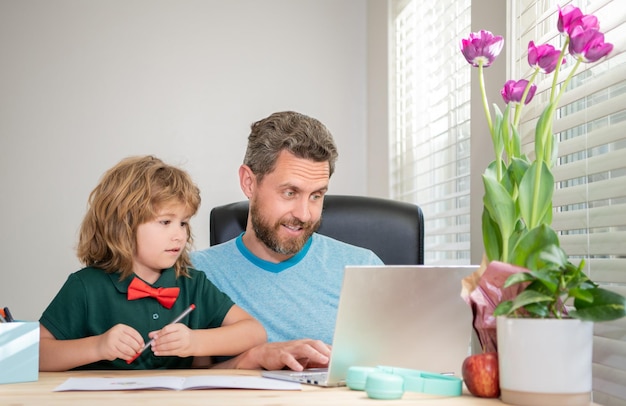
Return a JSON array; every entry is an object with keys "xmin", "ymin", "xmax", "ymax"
[{"xmin": 213, "ymin": 339, "xmax": 332, "ymax": 371}]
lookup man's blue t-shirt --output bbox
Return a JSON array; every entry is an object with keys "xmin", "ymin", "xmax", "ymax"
[{"xmin": 191, "ymin": 233, "xmax": 383, "ymax": 343}]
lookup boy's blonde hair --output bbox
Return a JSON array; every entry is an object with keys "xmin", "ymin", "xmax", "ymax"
[{"xmin": 77, "ymin": 155, "xmax": 201, "ymax": 279}]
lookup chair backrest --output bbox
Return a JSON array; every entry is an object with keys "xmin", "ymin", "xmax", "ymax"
[{"xmin": 209, "ymin": 194, "xmax": 424, "ymax": 265}]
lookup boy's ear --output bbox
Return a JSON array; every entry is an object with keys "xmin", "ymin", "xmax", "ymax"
[{"xmin": 239, "ymin": 165, "xmax": 255, "ymax": 198}]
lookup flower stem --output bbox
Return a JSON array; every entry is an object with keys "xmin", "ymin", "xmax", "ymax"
[
  {"xmin": 479, "ymin": 62, "xmax": 493, "ymax": 135},
  {"xmin": 550, "ymin": 39, "xmax": 570, "ymax": 104},
  {"xmin": 554, "ymin": 58, "xmax": 582, "ymax": 109},
  {"xmin": 513, "ymin": 69, "xmax": 539, "ymax": 128},
  {"xmin": 502, "ymin": 235, "xmax": 509, "ymax": 263},
  {"xmin": 529, "ymin": 47, "xmax": 582, "ymax": 228},
  {"xmin": 479, "ymin": 62, "xmax": 502, "ymax": 181}
]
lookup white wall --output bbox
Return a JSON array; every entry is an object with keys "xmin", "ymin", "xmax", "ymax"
[
  {"xmin": 0, "ymin": 0, "xmax": 379, "ymax": 320},
  {"xmin": 469, "ymin": 0, "xmax": 506, "ymax": 265}
]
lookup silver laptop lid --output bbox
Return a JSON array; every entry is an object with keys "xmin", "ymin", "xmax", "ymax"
[{"xmin": 326, "ymin": 265, "xmax": 477, "ymax": 385}]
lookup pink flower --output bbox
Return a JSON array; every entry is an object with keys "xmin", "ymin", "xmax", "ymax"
[
  {"xmin": 577, "ymin": 14, "xmax": 600, "ymax": 32},
  {"xmin": 557, "ymin": 5, "xmax": 583, "ymax": 34},
  {"xmin": 528, "ymin": 41, "xmax": 563, "ymax": 74},
  {"xmin": 501, "ymin": 79, "xmax": 536, "ymax": 105},
  {"xmin": 460, "ymin": 30, "xmax": 504, "ymax": 67},
  {"xmin": 569, "ymin": 27, "xmax": 614, "ymax": 63},
  {"xmin": 558, "ymin": 5, "xmax": 600, "ymax": 36}
]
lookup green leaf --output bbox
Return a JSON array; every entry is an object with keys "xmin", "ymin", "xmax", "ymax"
[
  {"xmin": 492, "ymin": 104, "xmax": 505, "ymax": 156},
  {"xmin": 500, "ymin": 163, "xmax": 517, "ymax": 196},
  {"xmin": 483, "ymin": 175, "xmax": 516, "ymax": 243},
  {"xmin": 501, "ymin": 104, "xmax": 511, "ymax": 159},
  {"xmin": 507, "ymin": 157, "xmax": 530, "ymax": 189},
  {"xmin": 482, "ymin": 208, "xmax": 502, "ymax": 262},
  {"xmin": 524, "ymin": 245, "xmax": 568, "ymax": 283},
  {"xmin": 502, "ymin": 272, "xmax": 534, "ymax": 288},
  {"xmin": 536, "ymin": 244, "xmax": 568, "ymax": 267},
  {"xmin": 510, "ymin": 224, "xmax": 560, "ymax": 267},
  {"xmin": 534, "ymin": 101, "xmax": 557, "ymax": 162},
  {"xmin": 549, "ymin": 133, "xmax": 559, "ymax": 167},
  {"xmin": 569, "ymin": 287, "xmax": 593, "ymax": 303},
  {"xmin": 494, "ymin": 300, "xmax": 513, "ymax": 316},
  {"xmin": 523, "ymin": 302, "xmax": 550, "ymax": 318},
  {"xmin": 483, "ymin": 160, "xmax": 499, "ymax": 180},
  {"xmin": 510, "ymin": 126, "xmax": 522, "ymax": 159},
  {"xmin": 508, "ymin": 290, "xmax": 554, "ymax": 313},
  {"xmin": 526, "ymin": 269, "xmax": 558, "ymax": 294},
  {"xmin": 577, "ymin": 280, "xmax": 598, "ymax": 290},
  {"xmin": 573, "ymin": 288, "xmax": 626, "ymax": 322},
  {"xmin": 518, "ymin": 161, "xmax": 554, "ymax": 230}
]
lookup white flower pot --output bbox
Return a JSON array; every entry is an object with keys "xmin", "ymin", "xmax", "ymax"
[{"xmin": 496, "ymin": 316, "xmax": 593, "ymax": 406}]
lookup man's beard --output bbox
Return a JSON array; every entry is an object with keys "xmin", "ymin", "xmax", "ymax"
[{"xmin": 250, "ymin": 200, "xmax": 321, "ymax": 256}]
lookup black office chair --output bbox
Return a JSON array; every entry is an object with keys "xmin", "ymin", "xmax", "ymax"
[{"xmin": 209, "ymin": 194, "xmax": 424, "ymax": 265}]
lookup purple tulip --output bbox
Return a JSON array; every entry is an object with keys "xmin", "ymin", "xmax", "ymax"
[
  {"xmin": 460, "ymin": 30, "xmax": 504, "ymax": 67},
  {"xmin": 528, "ymin": 41, "xmax": 563, "ymax": 74},
  {"xmin": 577, "ymin": 15, "xmax": 600, "ymax": 32},
  {"xmin": 557, "ymin": 5, "xmax": 583, "ymax": 34},
  {"xmin": 501, "ymin": 79, "xmax": 537, "ymax": 105},
  {"xmin": 569, "ymin": 27, "xmax": 613, "ymax": 63}
]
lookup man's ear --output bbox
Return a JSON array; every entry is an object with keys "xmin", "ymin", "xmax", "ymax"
[{"xmin": 239, "ymin": 165, "xmax": 255, "ymax": 199}]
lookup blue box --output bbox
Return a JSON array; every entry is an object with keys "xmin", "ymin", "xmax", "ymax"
[{"xmin": 0, "ymin": 322, "xmax": 39, "ymax": 384}]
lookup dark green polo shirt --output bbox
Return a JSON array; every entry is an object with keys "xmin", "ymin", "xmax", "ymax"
[{"xmin": 40, "ymin": 266, "xmax": 234, "ymax": 370}]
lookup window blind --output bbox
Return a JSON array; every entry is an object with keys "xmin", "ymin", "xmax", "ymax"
[
  {"xmin": 392, "ymin": 0, "xmax": 625, "ymax": 401},
  {"xmin": 510, "ymin": 1, "xmax": 625, "ymax": 403},
  {"xmin": 391, "ymin": 0, "xmax": 472, "ymax": 265}
]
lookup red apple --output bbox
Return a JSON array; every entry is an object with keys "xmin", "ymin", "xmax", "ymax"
[{"xmin": 461, "ymin": 352, "xmax": 500, "ymax": 398}]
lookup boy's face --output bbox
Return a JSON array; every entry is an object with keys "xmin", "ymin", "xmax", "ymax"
[
  {"xmin": 133, "ymin": 202, "xmax": 190, "ymax": 282},
  {"xmin": 246, "ymin": 150, "xmax": 329, "ymax": 261}
]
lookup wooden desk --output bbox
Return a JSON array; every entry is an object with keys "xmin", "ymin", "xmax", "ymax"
[{"xmin": 1, "ymin": 369, "xmax": 506, "ymax": 405}]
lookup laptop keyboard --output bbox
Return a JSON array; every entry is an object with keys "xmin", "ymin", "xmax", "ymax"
[{"xmin": 288, "ymin": 371, "xmax": 328, "ymax": 385}]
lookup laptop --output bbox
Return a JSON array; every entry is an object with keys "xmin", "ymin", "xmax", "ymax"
[{"xmin": 262, "ymin": 265, "xmax": 477, "ymax": 387}]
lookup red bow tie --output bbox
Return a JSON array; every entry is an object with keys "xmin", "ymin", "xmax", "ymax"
[{"xmin": 127, "ymin": 277, "xmax": 180, "ymax": 309}]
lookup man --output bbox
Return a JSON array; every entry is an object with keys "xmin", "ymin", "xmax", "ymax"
[{"xmin": 192, "ymin": 111, "xmax": 383, "ymax": 370}]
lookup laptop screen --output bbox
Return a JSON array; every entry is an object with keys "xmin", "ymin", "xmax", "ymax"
[{"xmin": 326, "ymin": 265, "xmax": 478, "ymax": 384}]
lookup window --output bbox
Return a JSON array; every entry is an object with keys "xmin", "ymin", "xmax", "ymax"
[
  {"xmin": 391, "ymin": 0, "xmax": 472, "ymax": 265},
  {"xmin": 391, "ymin": 0, "xmax": 625, "ymax": 402}
]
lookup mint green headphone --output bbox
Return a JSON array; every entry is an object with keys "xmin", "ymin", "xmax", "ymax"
[{"xmin": 346, "ymin": 366, "xmax": 462, "ymax": 399}]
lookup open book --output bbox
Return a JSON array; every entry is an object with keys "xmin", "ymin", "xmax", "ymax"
[{"xmin": 54, "ymin": 375, "xmax": 301, "ymax": 392}]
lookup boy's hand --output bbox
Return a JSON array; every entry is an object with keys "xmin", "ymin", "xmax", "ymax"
[
  {"xmin": 98, "ymin": 324, "xmax": 144, "ymax": 362},
  {"xmin": 149, "ymin": 323, "xmax": 194, "ymax": 357}
]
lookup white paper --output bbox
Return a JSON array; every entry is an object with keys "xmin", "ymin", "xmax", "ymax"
[{"xmin": 53, "ymin": 375, "xmax": 301, "ymax": 392}]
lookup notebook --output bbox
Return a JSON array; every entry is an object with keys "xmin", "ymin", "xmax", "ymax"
[{"xmin": 262, "ymin": 265, "xmax": 478, "ymax": 387}]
